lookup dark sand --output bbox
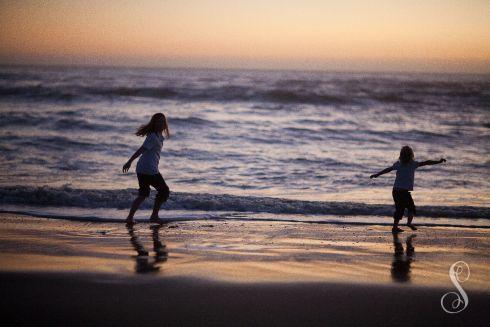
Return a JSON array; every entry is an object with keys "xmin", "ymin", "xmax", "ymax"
[
  {"xmin": 3, "ymin": 272, "xmax": 489, "ymax": 327},
  {"xmin": 1, "ymin": 213, "xmax": 489, "ymax": 326}
]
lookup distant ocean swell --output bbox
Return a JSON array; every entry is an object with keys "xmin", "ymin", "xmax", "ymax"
[
  {"xmin": 1, "ymin": 110, "xmax": 488, "ymax": 145},
  {"xmin": 1, "ymin": 81, "xmax": 488, "ymax": 106},
  {"xmin": 0, "ymin": 186, "xmax": 488, "ymax": 219},
  {"xmin": 0, "ymin": 112, "xmax": 217, "ymax": 132}
]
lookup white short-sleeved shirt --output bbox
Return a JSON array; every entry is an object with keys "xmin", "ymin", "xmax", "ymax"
[
  {"xmin": 392, "ymin": 160, "xmax": 419, "ymax": 191},
  {"xmin": 136, "ymin": 132, "xmax": 165, "ymax": 175}
]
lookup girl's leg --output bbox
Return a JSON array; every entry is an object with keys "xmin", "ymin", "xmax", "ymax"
[
  {"xmin": 406, "ymin": 211, "xmax": 413, "ymax": 225},
  {"xmin": 406, "ymin": 211, "xmax": 417, "ymax": 230},
  {"xmin": 126, "ymin": 195, "xmax": 146, "ymax": 223},
  {"xmin": 149, "ymin": 174, "xmax": 170, "ymax": 222},
  {"xmin": 392, "ymin": 209, "xmax": 404, "ymax": 232},
  {"xmin": 406, "ymin": 193, "xmax": 417, "ymax": 230},
  {"xmin": 150, "ymin": 195, "xmax": 166, "ymax": 220},
  {"xmin": 128, "ymin": 173, "xmax": 150, "ymax": 224},
  {"xmin": 392, "ymin": 190, "xmax": 404, "ymax": 233},
  {"xmin": 392, "ymin": 218, "xmax": 403, "ymax": 233}
]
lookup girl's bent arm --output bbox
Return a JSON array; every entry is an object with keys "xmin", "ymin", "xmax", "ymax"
[
  {"xmin": 122, "ymin": 146, "xmax": 145, "ymax": 172},
  {"xmin": 417, "ymin": 158, "xmax": 446, "ymax": 167},
  {"xmin": 370, "ymin": 167, "xmax": 393, "ymax": 179}
]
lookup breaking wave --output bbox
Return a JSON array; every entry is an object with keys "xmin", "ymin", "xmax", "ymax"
[{"xmin": 0, "ymin": 186, "xmax": 488, "ymax": 219}]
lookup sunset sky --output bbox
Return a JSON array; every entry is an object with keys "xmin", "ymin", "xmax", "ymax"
[{"xmin": 1, "ymin": 0, "xmax": 489, "ymax": 72}]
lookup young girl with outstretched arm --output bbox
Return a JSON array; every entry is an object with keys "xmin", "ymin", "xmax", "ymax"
[
  {"xmin": 370, "ymin": 146, "xmax": 446, "ymax": 233},
  {"xmin": 123, "ymin": 113, "xmax": 171, "ymax": 225}
]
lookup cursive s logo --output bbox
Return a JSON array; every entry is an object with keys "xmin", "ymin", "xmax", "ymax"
[{"xmin": 440, "ymin": 261, "xmax": 470, "ymax": 314}]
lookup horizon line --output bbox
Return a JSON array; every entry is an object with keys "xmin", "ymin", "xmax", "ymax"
[{"xmin": 1, "ymin": 61, "xmax": 489, "ymax": 76}]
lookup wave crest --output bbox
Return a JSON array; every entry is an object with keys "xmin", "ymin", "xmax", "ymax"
[{"xmin": 0, "ymin": 186, "xmax": 488, "ymax": 219}]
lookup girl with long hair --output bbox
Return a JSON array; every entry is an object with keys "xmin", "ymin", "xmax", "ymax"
[
  {"xmin": 123, "ymin": 113, "xmax": 171, "ymax": 225},
  {"xmin": 370, "ymin": 146, "xmax": 446, "ymax": 233}
]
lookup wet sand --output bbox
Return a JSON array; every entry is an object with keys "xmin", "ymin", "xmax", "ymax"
[{"xmin": 1, "ymin": 213, "xmax": 489, "ymax": 326}]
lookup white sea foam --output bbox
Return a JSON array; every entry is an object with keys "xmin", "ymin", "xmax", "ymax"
[{"xmin": 0, "ymin": 186, "xmax": 488, "ymax": 220}]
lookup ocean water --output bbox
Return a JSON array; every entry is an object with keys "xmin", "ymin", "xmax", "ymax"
[{"xmin": 0, "ymin": 65, "xmax": 489, "ymax": 225}]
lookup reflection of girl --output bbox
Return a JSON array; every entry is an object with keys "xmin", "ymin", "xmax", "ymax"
[
  {"xmin": 370, "ymin": 146, "xmax": 446, "ymax": 233},
  {"xmin": 391, "ymin": 233, "xmax": 416, "ymax": 282},
  {"xmin": 123, "ymin": 113, "xmax": 171, "ymax": 225},
  {"xmin": 126, "ymin": 224, "xmax": 168, "ymax": 273}
]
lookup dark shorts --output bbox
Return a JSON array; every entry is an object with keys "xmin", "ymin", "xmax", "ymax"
[
  {"xmin": 137, "ymin": 173, "xmax": 170, "ymax": 200},
  {"xmin": 392, "ymin": 189, "xmax": 416, "ymax": 221}
]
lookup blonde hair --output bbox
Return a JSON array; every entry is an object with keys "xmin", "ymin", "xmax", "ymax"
[{"xmin": 136, "ymin": 113, "xmax": 170, "ymax": 138}]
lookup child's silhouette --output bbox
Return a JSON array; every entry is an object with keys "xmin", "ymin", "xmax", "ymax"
[
  {"xmin": 123, "ymin": 113, "xmax": 171, "ymax": 225},
  {"xmin": 370, "ymin": 146, "xmax": 446, "ymax": 233}
]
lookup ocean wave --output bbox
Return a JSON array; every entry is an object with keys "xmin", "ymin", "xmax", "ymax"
[
  {"xmin": 0, "ymin": 186, "xmax": 488, "ymax": 219},
  {"xmin": 0, "ymin": 85, "xmax": 78, "ymax": 101},
  {"xmin": 0, "ymin": 135, "xmax": 128, "ymax": 154},
  {"xmin": 0, "ymin": 111, "xmax": 53, "ymax": 127},
  {"xmin": 89, "ymin": 86, "xmax": 178, "ymax": 99},
  {"xmin": 53, "ymin": 118, "xmax": 118, "ymax": 132},
  {"xmin": 170, "ymin": 117, "xmax": 218, "ymax": 127},
  {"xmin": 88, "ymin": 85, "xmax": 348, "ymax": 105},
  {"xmin": 0, "ymin": 84, "xmax": 342, "ymax": 105},
  {"xmin": 3, "ymin": 78, "xmax": 486, "ymax": 107}
]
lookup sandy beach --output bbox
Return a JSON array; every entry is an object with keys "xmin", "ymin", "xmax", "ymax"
[
  {"xmin": 2, "ymin": 1, "xmax": 490, "ymax": 326},
  {"xmin": 1, "ymin": 213, "xmax": 488, "ymax": 326}
]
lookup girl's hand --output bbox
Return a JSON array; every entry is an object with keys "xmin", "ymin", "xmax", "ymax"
[
  {"xmin": 439, "ymin": 158, "xmax": 446, "ymax": 163},
  {"xmin": 122, "ymin": 161, "xmax": 131, "ymax": 173},
  {"xmin": 370, "ymin": 174, "xmax": 378, "ymax": 179}
]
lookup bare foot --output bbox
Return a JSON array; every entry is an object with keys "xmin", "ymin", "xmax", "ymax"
[
  {"xmin": 125, "ymin": 218, "xmax": 137, "ymax": 226},
  {"xmin": 149, "ymin": 217, "xmax": 165, "ymax": 224},
  {"xmin": 407, "ymin": 224, "xmax": 418, "ymax": 231},
  {"xmin": 392, "ymin": 227, "xmax": 404, "ymax": 233}
]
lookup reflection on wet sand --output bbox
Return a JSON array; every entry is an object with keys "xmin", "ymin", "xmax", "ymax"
[
  {"xmin": 1, "ymin": 215, "xmax": 489, "ymax": 288},
  {"xmin": 126, "ymin": 224, "xmax": 168, "ymax": 273},
  {"xmin": 391, "ymin": 233, "xmax": 416, "ymax": 282}
]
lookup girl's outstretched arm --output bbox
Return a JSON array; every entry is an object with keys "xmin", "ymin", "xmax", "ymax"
[
  {"xmin": 370, "ymin": 166, "xmax": 393, "ymax": 179},
  {"xmin": 122, "ymin": 146, "xmax": 145, "ymax": 173},
  {"xmin": 417, "ymin": 158, "xmax": 446, "ymax": 168}
]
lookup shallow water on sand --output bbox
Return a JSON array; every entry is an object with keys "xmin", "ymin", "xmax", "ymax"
[{"xmin": 1, "ymin": 215, "xmax": 488, "ymax": 290}]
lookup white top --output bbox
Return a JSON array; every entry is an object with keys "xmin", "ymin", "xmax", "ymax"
[
  {"xmin": 136, "ymin": 132, "xmax": 164, "ymax": 175},
  {"xmin": 392, "ymin": 160, "xmax": 419, "ymax": 191}
]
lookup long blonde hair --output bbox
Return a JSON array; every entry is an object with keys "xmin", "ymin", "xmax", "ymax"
[{"xmin": 136, "ymin": 113, "xmax": 170, "ymax": 138}]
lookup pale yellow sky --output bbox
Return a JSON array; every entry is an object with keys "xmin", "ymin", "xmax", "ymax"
[{"xmin": 1, "ymin": 0, "xmax": 489, "ymax": 72}]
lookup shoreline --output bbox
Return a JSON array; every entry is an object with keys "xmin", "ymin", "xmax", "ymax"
[
  {"xmin": 1, "ymin": 209, "xmax": 489, "ymax": 229},
  {"xmin": 1, "ymin": 212, "xmax": 489, "ymax": 326}
]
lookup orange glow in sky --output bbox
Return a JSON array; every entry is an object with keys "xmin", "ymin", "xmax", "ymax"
[{"xmin": 0, "ymin": 0, "xmax": 489, "ymax": 72}]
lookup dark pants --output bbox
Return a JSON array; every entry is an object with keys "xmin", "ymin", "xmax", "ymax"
[
  {"xmin": 137, "ymin": 173, "xmax": 170, "ymax": 201},
  {"xmin": 392, "ymin": 189, "xmax": 416, "ymax": 222}
]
